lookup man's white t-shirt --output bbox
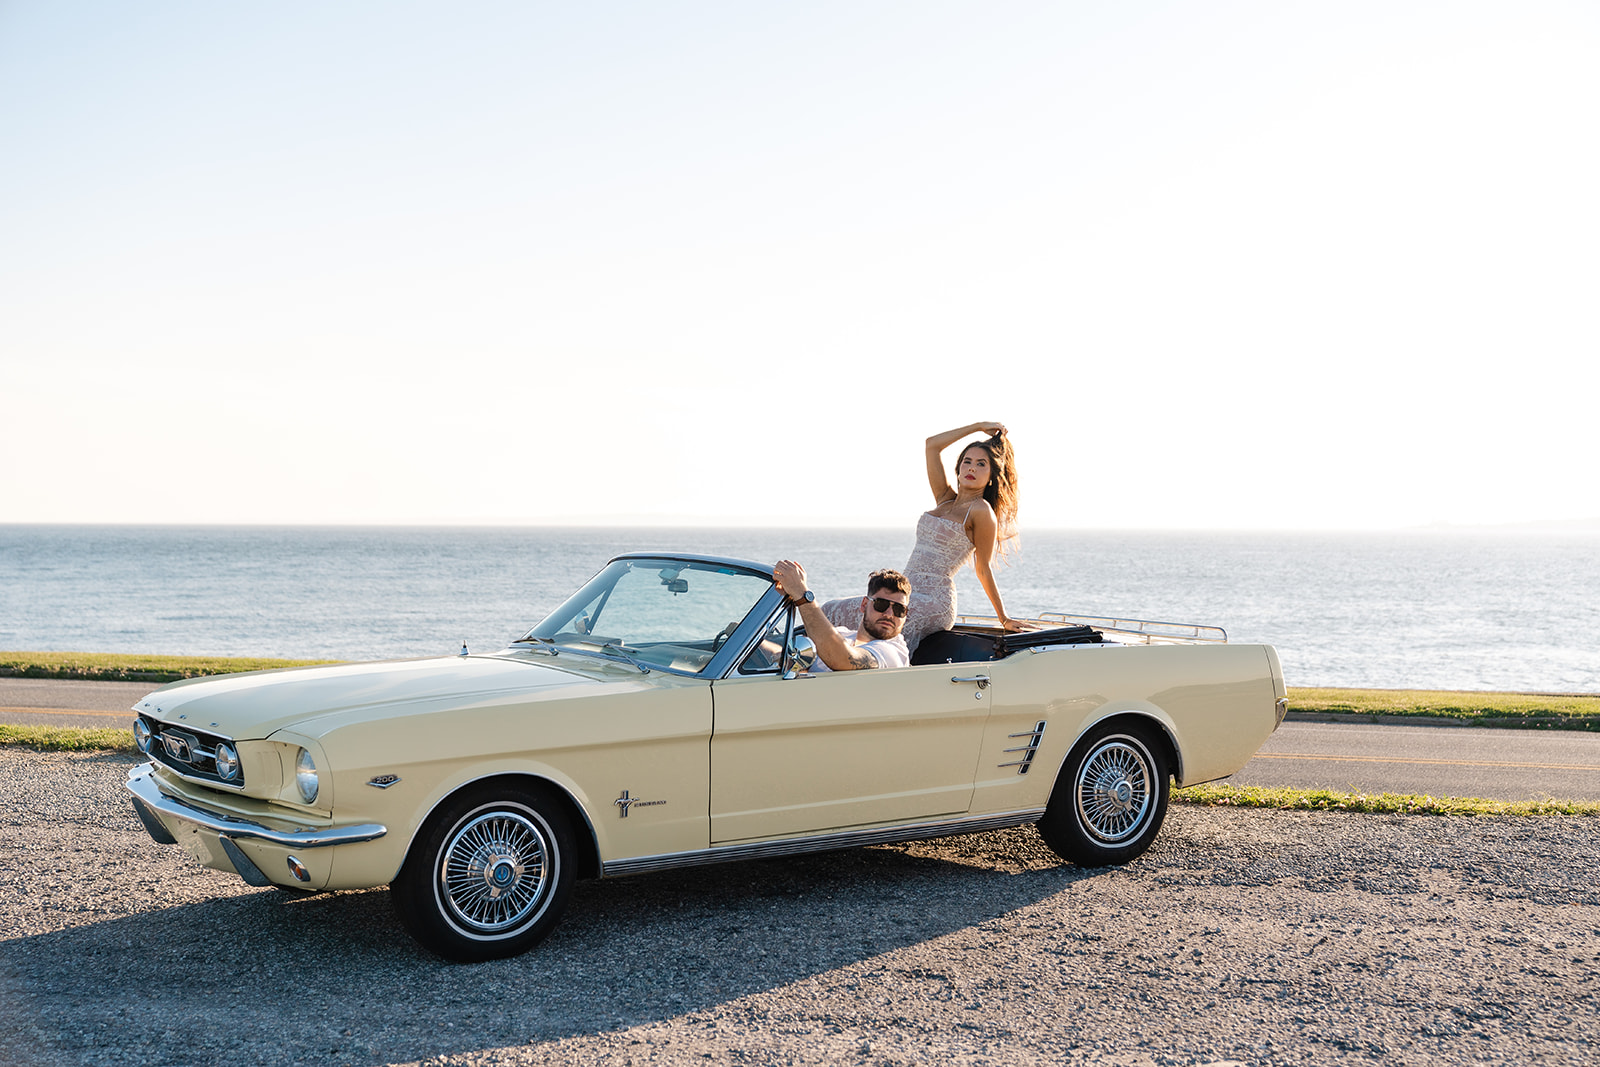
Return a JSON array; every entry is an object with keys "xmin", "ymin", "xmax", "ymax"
[{"xmin": 808, "ymin": 626, "xmax": 910, "ymax": 672}]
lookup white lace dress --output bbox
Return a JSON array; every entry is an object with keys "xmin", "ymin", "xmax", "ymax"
[{"xmin": 821, "ymin": 511, "xmax": 974, "ymax": 654}]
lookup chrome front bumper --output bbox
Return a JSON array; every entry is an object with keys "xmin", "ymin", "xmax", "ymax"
[{"xmin": 125, "ymin": 762, "xmax": 387, "ymax": 849}]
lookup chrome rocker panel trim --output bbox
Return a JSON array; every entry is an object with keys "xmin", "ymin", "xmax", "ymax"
[
  {"xmin": 602, "ymin": 807, "xmax": 1047, "ymax": 878},
  {"xmin": 125, "ymin": 762, "xmax": 387, "ymax": 849}
]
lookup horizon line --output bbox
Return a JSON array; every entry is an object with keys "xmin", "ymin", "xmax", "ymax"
[{"xmin": 4, "ymin": 518, "xmax": 1598, "ymax": 534}]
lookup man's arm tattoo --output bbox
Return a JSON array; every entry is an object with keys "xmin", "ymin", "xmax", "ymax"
[{"xmin": 849, "ymin": 647, "xmax": 879, "ymax": 670}]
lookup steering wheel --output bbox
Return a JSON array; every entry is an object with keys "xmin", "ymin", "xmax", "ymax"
[{"xmin": 711, "ymin": 620, "xmax": 739, "ymax": 652}]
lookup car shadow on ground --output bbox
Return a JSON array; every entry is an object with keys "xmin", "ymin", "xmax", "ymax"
[{"xmin": 1, "ymin": 824, "xmax": 1108, "ymax": 1066}]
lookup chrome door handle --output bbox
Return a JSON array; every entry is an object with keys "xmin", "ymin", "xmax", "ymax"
[{"xmin": 951, "ymin": 675, "xmax": 991, "ymax": 689}]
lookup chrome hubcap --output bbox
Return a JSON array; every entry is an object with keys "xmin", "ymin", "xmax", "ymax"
[
  {"xmin": 1075, "ymin": 738, "xmax": 1154, "ymax": 843},
  {"xmin": 487, "ymin": 857, "xmax": 518, "ymax": 891},
  {"xmin": 439, "ymin": 810, "xmax": 550, "ymax": 934}
]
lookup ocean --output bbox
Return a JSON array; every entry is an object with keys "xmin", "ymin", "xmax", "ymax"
[{"xmin": 1, "ymin": 525, "xmax": 1595, "ymax": 693}]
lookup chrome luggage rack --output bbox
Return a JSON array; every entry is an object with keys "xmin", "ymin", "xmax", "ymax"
[{"xmin": 956, "ymin": 612, "xmax": 1227, "ymax": 645}]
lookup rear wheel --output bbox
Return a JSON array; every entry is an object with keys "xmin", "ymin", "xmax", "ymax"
[
  {"xmin": 392, "ymin": 785, "xmax": 575, "ymax": 962},
  {"xmin": 1038, "ymin": 721, "xmax": 1170, "ymax": 867}
]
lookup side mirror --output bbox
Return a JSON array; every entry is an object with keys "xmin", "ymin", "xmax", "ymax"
[{"xmin": 782, "ymin": 635, "xmax": 816, "ymax": 679}]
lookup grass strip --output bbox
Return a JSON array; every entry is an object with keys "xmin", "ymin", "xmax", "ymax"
[
  {"xmin": 0, "ymin": 650, "xmax": 339, "ymax": 684},
  {"xmin": 1289, "ymin": 686, "xmax": 1600, "ymax": 731},
  {"xmin": 0, "ymin": 725, "xmax": 137, "ymax": 753},
  {"xmin": 1177, "ymin": 782, "xmax": 1600, "ymax": 817}
]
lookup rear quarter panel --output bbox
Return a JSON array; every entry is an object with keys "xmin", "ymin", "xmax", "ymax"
[{"xmin": 971, "ymin": 643, "xmax": 1281, "ymax": 815}]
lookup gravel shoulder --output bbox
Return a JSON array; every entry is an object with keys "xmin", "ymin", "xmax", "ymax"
[{"xmin": 1, "ymin": 749, "xmax": 1596, "ymax": 1067}]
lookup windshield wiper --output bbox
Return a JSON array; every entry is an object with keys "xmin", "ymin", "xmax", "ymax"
[
  {"xmin": 512, "ymin": 635, "xmax": 560, "ymax": 655},
  {"xmin": 532, "ymin": 637, "xmax": 649, "ymax": 673},
  {"xmin": 601, "ymin": 643, "xmax": 651, "ymax": 674}
]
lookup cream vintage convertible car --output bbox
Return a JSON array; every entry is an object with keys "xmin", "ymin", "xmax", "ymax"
[{"xmin": 126, "ymin": 552, "xmax": 1287, "ymax": 961}]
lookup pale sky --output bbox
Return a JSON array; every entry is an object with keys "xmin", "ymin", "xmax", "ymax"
[{"xmin": 3, "ymin": 1, "xmax": 1596, "ymax": 530}]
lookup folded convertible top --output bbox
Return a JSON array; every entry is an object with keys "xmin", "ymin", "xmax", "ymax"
[{"xmin": 911, "ymin": 624, "xmax": 1101, "ymax": 666}]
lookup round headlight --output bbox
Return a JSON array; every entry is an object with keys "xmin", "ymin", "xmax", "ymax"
[
  {"xmin": 133, "ymin": 719, "xmax": 152, "ymax": 754},
  {"xmin": 214, "ymin": 743, "xmax": 239, "ymax": 781},
  {"xmin": 295, "ymin": 747, "xmax": 319, "ymax": 804}
]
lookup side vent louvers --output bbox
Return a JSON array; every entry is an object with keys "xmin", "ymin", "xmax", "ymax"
[{"xmin": 999, "ymin": 720, "xmax": 1047, "ymax": 775}]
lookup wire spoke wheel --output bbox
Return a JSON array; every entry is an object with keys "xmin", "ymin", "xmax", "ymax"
[
  {"xmin": 1039, "ymin": 723, "xmax": 1170, "ymax": 867},
  {"xmin": 439, "ymin": 810, "xmax": 550, "ymax": 933},
  {"xmin": 1074, "ymin": 739, "xmax": 1153, "ymax": 843},
  {"xmin": 395, "ymin": 786, "xmax": 575, "ymax": 962}
]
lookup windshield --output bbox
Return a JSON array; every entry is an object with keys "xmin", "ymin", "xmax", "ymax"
[{"xmin": 519, "ymin": 558, "xmax": 773, "ymax": 674}]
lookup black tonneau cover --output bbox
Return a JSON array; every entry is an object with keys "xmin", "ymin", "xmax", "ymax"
[{"xmin": 911, "ymin": 624, "xmax": 1101, "ymax": 666}]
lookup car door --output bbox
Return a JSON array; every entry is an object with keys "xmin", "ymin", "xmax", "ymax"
[{"xmin": 709, "ymin": 660, "xmax": 994, "ymax": 844}]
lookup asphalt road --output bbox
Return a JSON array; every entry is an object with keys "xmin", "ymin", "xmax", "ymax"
[
  {"xmin": 1232, "ymin": 719, "xmax": 1600, "ymax": 802},
  {"xmin": 4, "ymin": 678, "xmax": 1599, "ymax": 802},
  {"xmin": 0, "ymin": 678, "xmax": 160, "ymax": 728},
  {"xmin": 0, "ymin": 681, "xmax": 159, "ymax": 729}
]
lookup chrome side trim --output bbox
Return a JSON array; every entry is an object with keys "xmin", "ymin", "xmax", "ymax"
[
  {"xmin": 600, "ymin": 808, "xmax": 1046, "ymax": 878},
  {"xmin": 125, "ymin": 763, "xmax": 387, "ymax": 849}
]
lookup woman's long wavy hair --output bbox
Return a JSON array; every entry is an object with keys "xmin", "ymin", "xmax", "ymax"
[{"xmin": 957, "ymin": 433, "xmax": 1020, "ymax": 555}]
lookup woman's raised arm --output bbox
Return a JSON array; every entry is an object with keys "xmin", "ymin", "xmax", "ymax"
[
  {"xmin": 925, "ymin": 421, "xmax": 1006, "ymax": 503},
  {"xmin": 966, "ymin": 501, "xmax": 1026, "ymax": 631}
]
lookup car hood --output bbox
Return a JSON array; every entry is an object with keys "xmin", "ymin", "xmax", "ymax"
[{"xmin": 135, "ymin": 654, "xmax": 601, "ymax": 741}]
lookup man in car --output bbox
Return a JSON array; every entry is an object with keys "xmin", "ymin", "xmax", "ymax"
[{"xmin": 771, "ymin": 560, "xmax": 910, "ymax": 671}]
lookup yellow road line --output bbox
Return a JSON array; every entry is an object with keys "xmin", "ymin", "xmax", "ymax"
[
  {"xmin": 1254, "ymin": 751, "xmax": 1600, "ymax": 772},
  {"xmin": 0, "ymin": 707, "xmax": 133, "ymax": 719}
]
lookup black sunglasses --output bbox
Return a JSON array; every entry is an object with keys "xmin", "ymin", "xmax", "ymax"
[{"xmin": 868, "ymin": 596, "xmax": 908, "ymax": 618}]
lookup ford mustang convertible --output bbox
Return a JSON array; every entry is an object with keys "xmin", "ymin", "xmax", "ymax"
[{"xmin": 125, "ymin": 553, "xmax": 1288, "ymax": 961}]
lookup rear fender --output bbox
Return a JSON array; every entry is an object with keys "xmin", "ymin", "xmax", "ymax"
[{"xmin": 1048, "ymin": 710, "xmax": 1181, "ymax": 793}]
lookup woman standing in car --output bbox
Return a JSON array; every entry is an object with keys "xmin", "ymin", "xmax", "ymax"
[{"xmin": 826, "ymin": 421, "xmax": 1023, "ymax": 653}]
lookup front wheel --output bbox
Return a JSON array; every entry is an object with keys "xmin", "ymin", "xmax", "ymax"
[
  {"xmin": 392, "ymin": 785, "xmax": 575, "ymax": 962},
  {"xmin": 1038, "ymin": 722, "xmax": 1170, "ymax": 867}
]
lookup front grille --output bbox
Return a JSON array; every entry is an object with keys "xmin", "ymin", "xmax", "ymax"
[{"xmin": 139, "ymin": 714, "xmax": 244, "ymax": 787}]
